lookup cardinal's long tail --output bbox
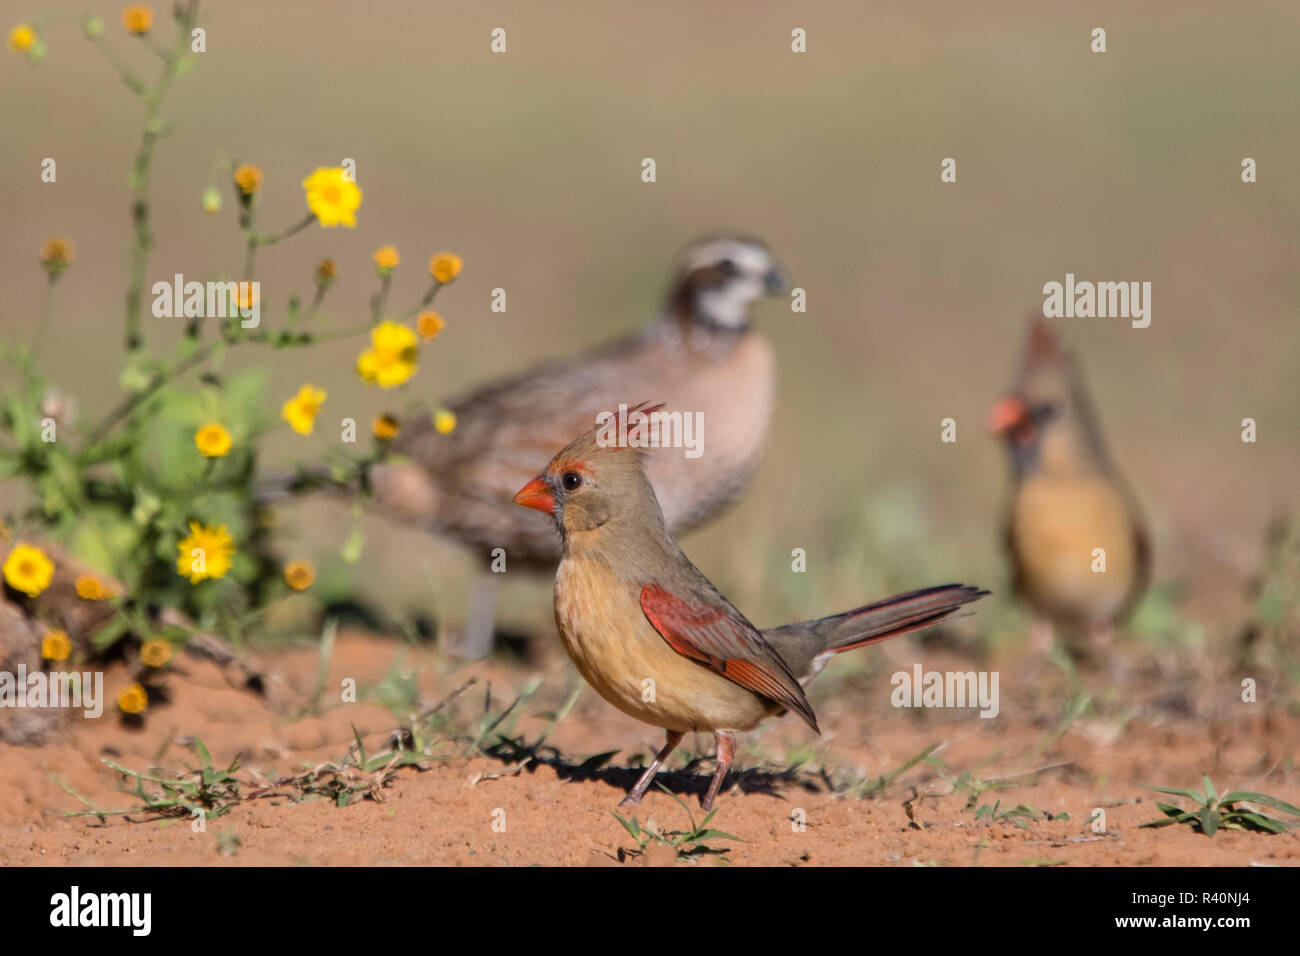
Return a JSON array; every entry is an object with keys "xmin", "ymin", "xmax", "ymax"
[{"xmin": 762, "ymin": 584, "xmax": 988, "ymax": 684}]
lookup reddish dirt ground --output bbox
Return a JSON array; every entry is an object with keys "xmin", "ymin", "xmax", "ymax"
[{"xmin": 2, "ymin": 631, "xmax": 1296, "ymax": 866}]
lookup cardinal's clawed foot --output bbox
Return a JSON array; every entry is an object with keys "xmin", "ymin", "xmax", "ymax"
[
  {"xmin": 619, "ymin": 730, "xmax": 684, "ymax": 807},
  {"xmin": 700, "ymin": 731, "xmax": 736, "ymax": 812}
]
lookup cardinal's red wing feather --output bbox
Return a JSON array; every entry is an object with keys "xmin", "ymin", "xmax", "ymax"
[{"xmin": 640, "ymin": 585, "xmax": 818, "ymax": 733}]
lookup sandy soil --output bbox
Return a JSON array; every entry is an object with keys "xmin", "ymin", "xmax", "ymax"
[{"xmin": 1, "ymin": 630, "xmax": 1296, "ymax": 867}]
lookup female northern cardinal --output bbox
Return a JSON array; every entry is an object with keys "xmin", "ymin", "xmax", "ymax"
[
  {"xmin": 369, "ymin": 236, "xmax": 786, "ymax": 656},
  {"xmin": 513, "ymin": 407, "xmax": 987, "ymax": 810},
  {"xmin": 988, "ymin": 318, "xmax": 1150, "ymax": 659}
]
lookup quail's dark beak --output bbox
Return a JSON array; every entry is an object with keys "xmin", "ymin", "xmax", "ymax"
[{"xmin": 763, "ymin": 266, "xmax": 787, "ymax": 295}]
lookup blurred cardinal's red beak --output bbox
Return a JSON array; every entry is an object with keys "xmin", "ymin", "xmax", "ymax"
[
  {"xmin": 512, "ymin": 476, "xmax": 556, "ymax": 514},
  {"xmin": 986, "ymin": 396, "xmax": 1028, "ymax": 436}
]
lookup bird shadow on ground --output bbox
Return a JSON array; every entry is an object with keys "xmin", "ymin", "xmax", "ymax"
[{"xmin": 482, "ymin": 735, "xmax": 826, "ymax": 805}]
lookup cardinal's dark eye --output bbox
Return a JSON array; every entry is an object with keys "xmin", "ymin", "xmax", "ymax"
[
  {"xmin": 717, "ymin": 257, "xmax": 738, "ymax": 275},
  {"xmin": 561, "ymin": 471, "xmax": 583, "ymax": 491},
  {"xmin": 1030, "ymin": 402, "xmax": 1059, "ymax": 423}
]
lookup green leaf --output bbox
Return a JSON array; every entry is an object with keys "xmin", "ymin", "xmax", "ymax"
[
  {"xmin": 365, "ymin": 753, "xmax": 398, "ymax": 771},
  {"xmin": 1199, "ymin": 806, "xmax": 1219, "ymax": 836},
  {"xmin": 131, "ymin": 490, "xmax": 162, "ymax": 526},
  {"xmin": 340, "ymin": 526, "xmax": 364, "ymax": 565},
  {"xmin": 120, "ymin": 361, "xmax": 153, "ymax": 393},
  {"xmin": 657, "ymin": 784, "xmax": 697, "ymax": 829},
  {"xmin": 1139, "ymin": 814, "xmax": 1193, "ymax": 829},
  {"xmin": 611, "ymin": 811, "xmax": 641, "ymax": 841},
  {"xmin": 193, "ymin": 738, "xmax": 213, "ymax": 769},
  {"xmin": 350, "ymin": 723, "xmax": 367, "ymax": 768},
  {"xmin": 90, "ymin": 615, "xmax": 131, "ymax": 649},
  {"xmin": 175, "ymin": 335, "xmax": 200, "ymax": 361},
  {"xmin": 1220, "ymin": 792, "xmax": 1300, "ymax": 817},
  {"xmin": 1141, "ymin": 783, "xmax": 1206, "ymax": 802},
  {"xmin": 1231, "ymin": 812, "xmax": 1292, "ymax": 834}
]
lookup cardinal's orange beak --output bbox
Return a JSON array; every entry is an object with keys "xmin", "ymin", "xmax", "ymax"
[
  {"xmin": 987, "ymin": 396, "xmax": 1029, "ymax": 436},
  {"xmin": 512, "ymin": 475, "xmax": 556, "ymax": 515}
]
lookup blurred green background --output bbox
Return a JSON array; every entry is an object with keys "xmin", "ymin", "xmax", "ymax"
[{"xmin": 3, "ymin": 0, "xmax": 1298, "ymax": 641}]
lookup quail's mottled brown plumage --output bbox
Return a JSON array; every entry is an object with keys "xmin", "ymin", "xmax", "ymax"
[
  {"xmin": 989, "ymin": 318, "xmax": 1150, "ymax": 654},
  {"xmin": 370, "ymin": 237, "xmax": 786, "ymax": 568}
]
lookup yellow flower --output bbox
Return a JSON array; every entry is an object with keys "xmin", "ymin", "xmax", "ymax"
[
  {"xmin": 356, "ymin": 321, "xmax": 418, "ymax": 389},
  {"xmin": 284, "ymin": 560, "xmax": 316, "ymax": 591},
  {"xmin": 231, "ymin": 283, "xmax": 258, "ymax": 313},
  {"xmin": 195, "ymin": 423, "xmax": 232, "ymax": 458},
  {"xmin": 416, "ymin": 310, "xmax": 445, "ymax": 340},
  {"xmin": 75, "ymin": 575, "xmax": 116, "ymax": 600},
  {"xmin": 3, "ymin": 543, "xmax": 54, "ymax": 598},
  {"xmin": 373, "ymin": 245, "xmax": 400, "ymax": 272},
  {"xmin": 140, "ymin": 639, "xmax": 172, "ymax": 669},
  {"xmin": 175, "ymin": 522, "xmax": 235, "ymax": 584},
  {"xmin": 281, "ymin": 384, "xmax": 327, "ymax": 435},
  {"xmin": 234, "ymin": 164, "xmax": 263, "ymax": 195},
  {"xmin": 41, "ymin": 630, "xmax": 71, "ymax": 662},
  {"xmin": 434, "ymin": 409, "xmax": 457, "ymax": 434},
  {"xmin": 315, "ymin": 258, "xmax": 337, "ymax": 284},
  {"xmin": 118, "ymin": 683, "xmax": 148, "ymax": 715},
  {"xmin": 429, "ymin": 252, "xmax": 462, "ymax": 284},
  {"xmin": 121, "ymin": 4, "xmax": 153, "ymax": 34},
  {"xmin": 302, "ymin": 167, "xmax": 362, "ymax": 228},
  {"xmin": 39, "ymin": 238, "xmax": 75, "ymax": 275},
  {"xmin": 372, "ymin": 414, "xmax": 400, "ymax": 441},
  {"xmin": 8, "ymin": 24, "xmax": 36, "ymax": 51}
]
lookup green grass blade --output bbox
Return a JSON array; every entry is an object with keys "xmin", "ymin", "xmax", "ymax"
[
  {"xmin": 1220, "ymin": 792, "xmax": 1300, "ymax": 817},
  {"xmin": 1199, "ymin": 806, "xmax": 1219, "ymax": 836},
  {"xmin": 1141, "ymin": 783, "xmax": 1205, "ymax": 802},
  {"xmin": 610, "ymin": 811, "xmax": 641, "ymax": 840}
]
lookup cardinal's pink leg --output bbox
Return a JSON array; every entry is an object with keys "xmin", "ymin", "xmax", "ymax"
[
  {"xmin": 701, "ymin": 730, "xmax": 736, "ymax": 811},
  {"xmin": 620, "ymin": 730, "xmax": 684, "ymax": 806}
]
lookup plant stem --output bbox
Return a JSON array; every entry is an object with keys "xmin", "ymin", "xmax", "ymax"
[
  {"xmin": 122, "ymin": 0, "xmax": 201, "ymax": 355},
  {"xmin": 300, "ymin": 282, "xmax": 329, "ymax": 324},
  {"xmin": 82, "ymin": 321, "xmax": 373, "ymax": 454},
  {"xmin": 32, "ymin": 275, "xmax": 59, "ymax": 358},
  {"xmin": 87, "ymin": 35, "xmax": 146, "ymax": 96},
  {"xmin": 240, "ymin": 202, "xmax": 257, "ymax": 280},
  {"xmin": 398, "ymin": 282, "xmax": 443, "ymax": 321},
  {"xmin": 82, "ymin": 343, "xmax": 217, "ymax": 452},
  {"xmin": 142, "ymin": 35, "xmax": 171, "ymax": 61},
  {"xmin": 243, "ymin": 213, "xmax": 316, "ymax": 278},
  {"xmin": 370, "ymin": 273, "xmax": 391, "ymax": 323}
]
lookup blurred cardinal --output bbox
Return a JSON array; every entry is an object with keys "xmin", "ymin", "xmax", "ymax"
[
  {"xmin": 513, "ymin": 406, "xmax": 987, "ymax": 810},
  {"xmin": 988, "ymin": 318, "xmax": 1150, "ymax": 661},
  {"xmin": 368, "ymin": 237, "xmax": 786, "ymax": 656}
]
